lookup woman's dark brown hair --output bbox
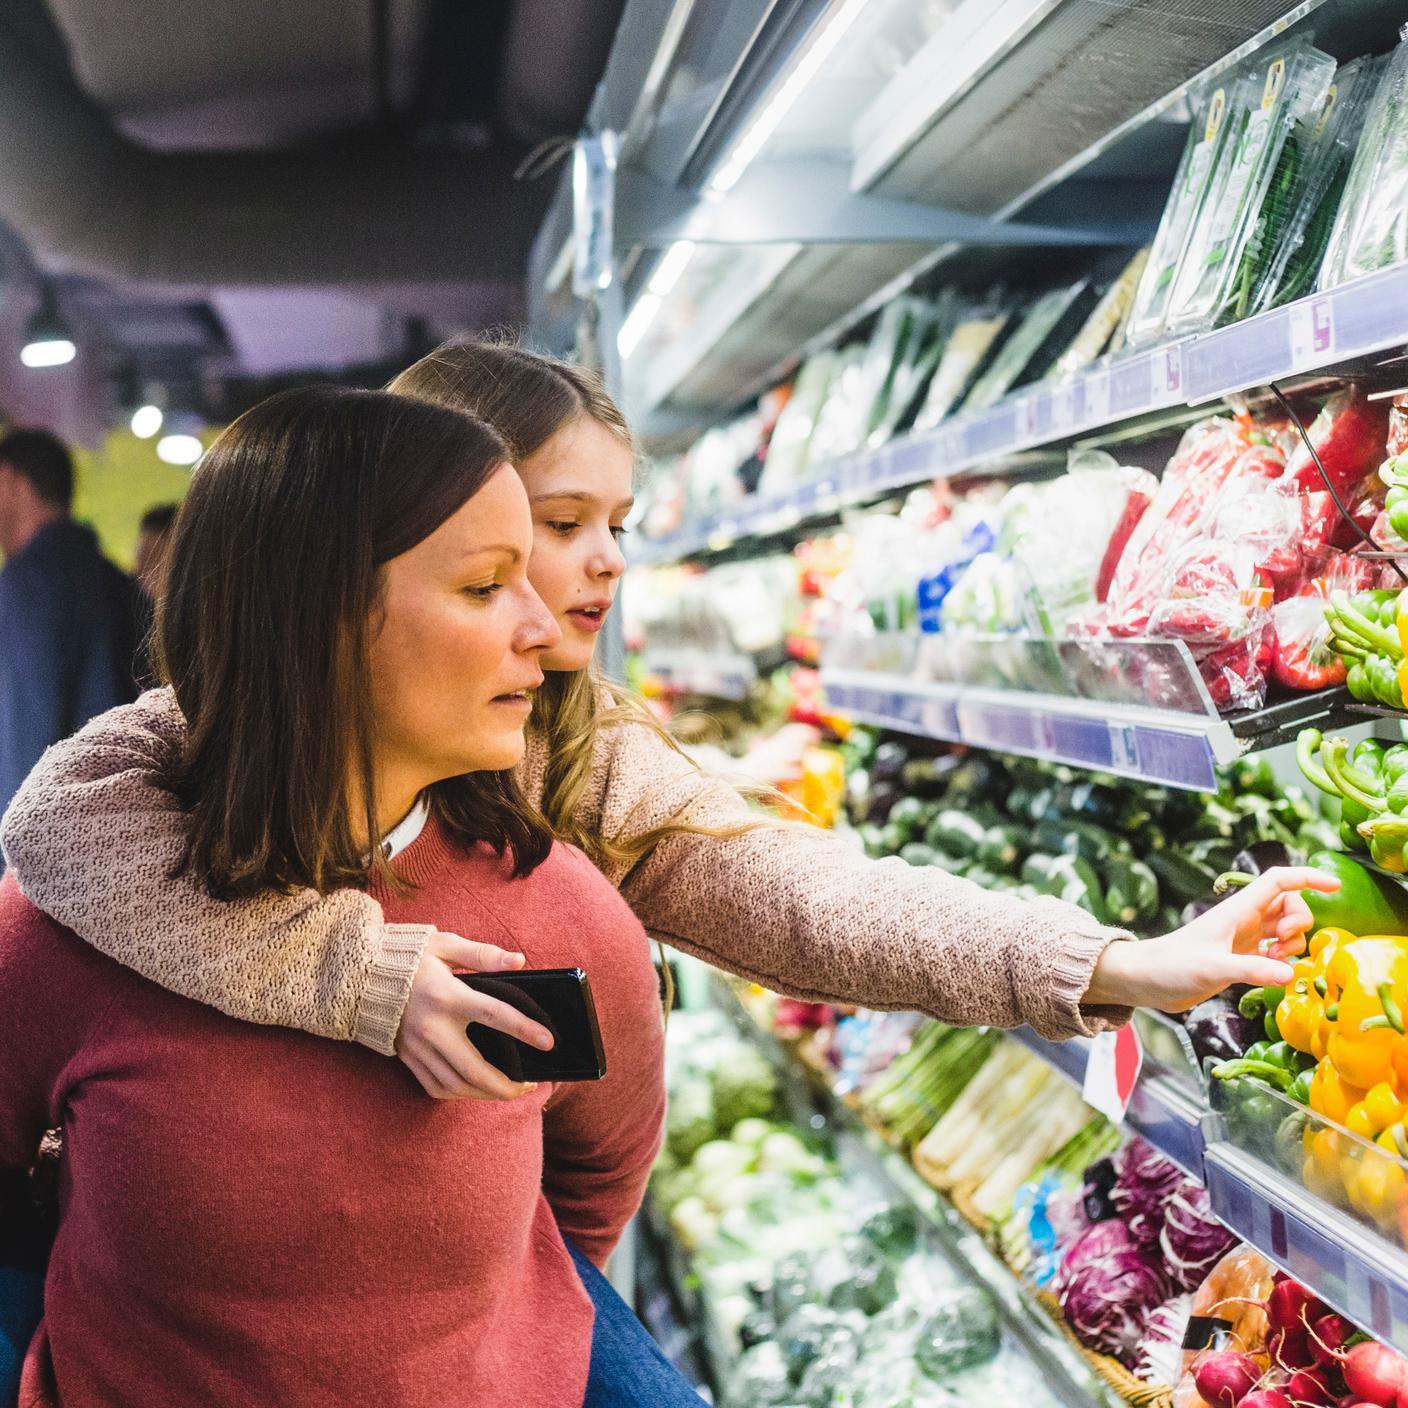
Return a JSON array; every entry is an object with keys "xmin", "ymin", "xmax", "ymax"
[{"xmin": 157, "ymin": 384, "xmax": 553, "ymax": 899}]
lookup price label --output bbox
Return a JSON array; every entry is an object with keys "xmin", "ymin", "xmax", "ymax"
[
  {"xmin": 1016, "ymin": 395, "xmax": 1040, "ymax": 442},
  {"xmin": 1109, "ymin": 723, "xmax": 1139, "ymax": 771},
  {"xmin": 1052, "ymin": 382, "xmax": 1079, "ymax": 433},
  {"xmin": 1152, "ymin": 345, "xmax": 1183, "ymax": 401},
  {"xmin": 1083, "ymin": 1026, "xmax": 1144, "ymax": 1125},
  {"xmin": 1085, "ymin": 370, "xmax": 1111, "ymax": 424},
  {"xmin": 1288, "ymin": 294, "xmax": 1336, "ymax": 369}
]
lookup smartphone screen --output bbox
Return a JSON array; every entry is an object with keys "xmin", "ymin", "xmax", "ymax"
[{"xmin": 459, "ymin": 967, "xmax": 606, "ymax": 1082}]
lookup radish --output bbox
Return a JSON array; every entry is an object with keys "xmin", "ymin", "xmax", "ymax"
[
  {"xmin": 1268, "ymin": 1279, "xmax": 1330, "ymax": 1332},
  {"xmin": 1309, "ymin": 1315, "xmax": 1354, "ymax": 1368},
  {"xmin": 1285, "ymin": 1368, "xmax": 1337, "ymax": 1406},
  {"xmin": 1195, "ymin": 1352, "xmax": 1262, "ymax": 1408},
  {"xmin": 1341, "ymin": 1343, "xmax": 1408, "ymax": 1407},
  {"xmin": 1238, "ymin": 1391, "xmax": 1292, "ymax": 1408},
  {"xmin": 1270, "ymin": 1324, "xmax": 1316, "ymax": 1371}
]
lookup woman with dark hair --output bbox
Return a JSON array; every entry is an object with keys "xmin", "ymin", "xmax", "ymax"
[
  {"xmin": 3, "ymin": 343, "xmax": 1333, "ymax": 1109},
  {"xmin": 0, "ymin": 386, "xmax": 700, "ymax": 1406}
]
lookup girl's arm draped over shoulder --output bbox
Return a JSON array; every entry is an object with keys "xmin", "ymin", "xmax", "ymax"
[
  {"xmin": 589, "ymin": 719, "xmax": 1133, "ymax": 1042},
  {"xmin": 0, "ymin": 690, "xmax": 429, "ymax": 1056}
]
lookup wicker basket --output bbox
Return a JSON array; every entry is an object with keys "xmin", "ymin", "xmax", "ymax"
[{"xmin": 1034, "ymin": 1290, "xmax": 1174, "ymax": 1408}]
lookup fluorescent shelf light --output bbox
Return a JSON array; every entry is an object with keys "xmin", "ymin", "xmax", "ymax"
[
  {"xmin": 648, "ymin": 240, "xmax": 696, "ymax": 297},
  {"xmin": 618, "ymin": 292, "xmax": 663, "ymax": 359},
  {"xmin": 130, "ymin": 404, "xmax": 164, "ymax": 439},
  {"xmin": 619, "ymin": 240, "xmax": 698, "ymax": 359},
  {"xmin": 156, "ymin": 434, "xmax": 203, "ymax": 466},
  {"xmin": 707, "ymin": 0, "xmax": 869, "ymax": 195},
  {"xmin": 20, "ymin": 339, "xmax": 76, "ymax": 368}
]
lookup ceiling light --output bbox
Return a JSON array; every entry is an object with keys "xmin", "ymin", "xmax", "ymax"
[
  {"xmin": 648, "ymin": 240, "xmax": 697, "ymax": 297},
  {"xmin": 156, "ymin": 434, "xmax": 203, "ymax": 466},
  {"xmin": 130, "ymin": 404, "xmax": 164, "ymax": 439},
  {"xmin": 21, "ymin": 286, "xmax": 77, "ymax": 368},
  {"xmin": 707, "ymin": 0, "xmax": 869, "ymax": 195},
  {"xmin": 618, "ymin": 292, "xmax": 663, "ymax": 359}
]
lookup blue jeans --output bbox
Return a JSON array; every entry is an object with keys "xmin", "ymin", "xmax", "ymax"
[
  {"xmin": 0, "ymin": 1266, "xmax": 43, "ymax": 1408},
  {"xmin": 567, "ymin": 1238, "xmax": 709, "ymax": 1408}
]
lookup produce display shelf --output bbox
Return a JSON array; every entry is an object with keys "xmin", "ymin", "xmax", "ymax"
[
  {"xmin": 713, "ymin": 983, "xmax": 1127, "ymax": 1408},
  {"xmin": 629, "ymin": 266, "xmax": 1408, "ymax": 572},
  {"xmin": 1012, "ymin": 1025, "xmax": 1408, "ymax": 1355},
  {"xmin": 639, "ymin": 651, "xmax": 756, "ymax": 701},
  {"xmin": 1008, "ymin": 1028, "xmax": 1208, "ymax": 1180},
  {"xmin": 820, "ymin": 668, "xmax": 1356, "ymax": 791}
]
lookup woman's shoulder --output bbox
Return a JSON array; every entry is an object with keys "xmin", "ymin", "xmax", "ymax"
[{"xmin": 0, "ymin": 872, "xmax": 126, "ymax": 998}]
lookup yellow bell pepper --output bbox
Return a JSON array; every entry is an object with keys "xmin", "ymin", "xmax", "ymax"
[
  {"xmin": 1354, "ymin": 1125, "xmax": 1408, "ymax": 1229},
  {"xmin": 1309, "ymin": 1057, "xmax": 1367, "ymax": 1127},
  {"xmin": 1276, "ymin": 928, "xmax": 1351, "ymax": 1056},
  {"xmin": 1325, "ymin": 936, "xmax": 1408, "ymax": 1091},
  {"xmin": 1347, "ymin": 1081, "xmax": 1408, "ymax": 1139}
]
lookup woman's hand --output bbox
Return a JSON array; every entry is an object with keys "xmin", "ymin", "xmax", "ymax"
[
  {"xmin": 1083, "ymin": 866, "xmax": 1341, "ymax": 1013},
  {"xmin": 396, "ymin": 931, "xmax": 555, "ymax": 1100}
]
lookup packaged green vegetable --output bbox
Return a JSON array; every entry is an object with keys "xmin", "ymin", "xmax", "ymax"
[
  {"xmin": 1320, "ymin": 25, "xmax": 1408, "ymax": 289},
  {"xmin": 1124, "ymin": 76, "xmax": 1247, "ymax": 348},
  {"xmin": 911, "ymin": 297, "xmax": 1009, "ymax": 431},
  {"xmin": 1167, "ymin": 36, "xmax": 1335, "ymax": 336},
  {"xmin": 1249, "ymin": 55, "xmax": 1383, "ymax": 313},
  {"xmin": 961, "ymin": 280, "xmax": 1093, "ymax": 412}
]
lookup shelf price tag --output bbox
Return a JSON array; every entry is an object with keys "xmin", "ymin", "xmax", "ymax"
[
  {"xmin": 1083, "ymin": 1026, "xmax": 1143, "ymax": 1125},
  {"xmin": 1288, "ymin": 294, "xmax": 1335, "ymax": 369},
  {"xmin": 1086, "ymin": 369, "xmax": 1111, "ymax": 424},
  {"xmin": 1052, "ymin": 382, "xmax": 1079, "ymax": 433},
  {"xmin": 1016, "ymin": 395, "xmax": 1040, "ymax": 443},
  {"xmin": 1152, "ymin": 345, "xmax": 1183, "ymax": 402}
]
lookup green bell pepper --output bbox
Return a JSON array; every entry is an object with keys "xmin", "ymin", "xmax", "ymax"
[{"xmin": 1302, "ymin": 849, "xmax": 1408, "ymax": 934}]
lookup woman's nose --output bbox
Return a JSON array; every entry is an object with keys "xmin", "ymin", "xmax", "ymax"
[
  {"xmin": 514, "ymin": 582, "xmax": 562, "ymax": 653},
  {"xmin": 591, "ymin": 531, "xmax": 627, "ymax": 581}
]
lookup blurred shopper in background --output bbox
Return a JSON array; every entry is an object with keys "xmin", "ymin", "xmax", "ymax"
[
  {"xmin": 0, "ymin": 430, "xmax": 142, "ymax": 823},
  {"xmin": 132, "ymin": 502, "xmax": 180, "ymax": 685}
]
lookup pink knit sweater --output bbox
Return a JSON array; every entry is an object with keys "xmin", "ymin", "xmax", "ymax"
[{"xmin": 0, "ymin": 688, "xmax": 1131, "ymax": 1052}]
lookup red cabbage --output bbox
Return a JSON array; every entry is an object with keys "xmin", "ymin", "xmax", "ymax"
[
  {"xmin": 1111, "ymin": 1138, "xmax": 1184, "ymax": 1248},
  {"xmin": 1159, "ymin": 1181, "xmax": 1237, "ymax": 1292},
  {"xmin": 1134, "ymin": 1293, "xmax": 1193, "ymax": 1385},
  {"xmin": 1056, "ymin": 1220, "xmax": 1172, "ymax": 1364}
]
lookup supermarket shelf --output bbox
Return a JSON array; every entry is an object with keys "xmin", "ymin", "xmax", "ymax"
[
  {"xmin": 1009, "ymin": 1029, "xmax": 1207, "ymax": 1179},
  {"xmin": 1202, "ymin": 1144, "xmax": 1408, "ymax": 1353},
  {"xmin": 820, "ymin": 667, "xmax": 1354, "ymax": 790},
  {"xmin": 640, "ymin": 651, "xmax": 757, "ymax": 701},
  {"xmin": 630, "ymin": 265, "xmax": 1408, "ymax": 571}
]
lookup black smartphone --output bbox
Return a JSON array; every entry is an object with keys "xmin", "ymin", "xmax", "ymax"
[{"xmin": 458, "ymin": 967, "xmax": 606, "ymax": 1082}]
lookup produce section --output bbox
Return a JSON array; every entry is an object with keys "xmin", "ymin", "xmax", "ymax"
[{"xmin": 592, "ymin": 0, "xmax": 1408, "ymax": 1402}]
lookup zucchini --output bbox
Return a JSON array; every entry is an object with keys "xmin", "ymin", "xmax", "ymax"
[
  {"xmin": 1101, "ymin": 856, "xmax": 1159, "ymax": 928},
  {"xmin": 899, "ymin": 842, "xmax": 938, "ymax": 867},
  {"xmin": 1145, "ymin": 850, "xmax": 1217, "ymax": 905},
  {"xmin": 924, "ymin": 809, "xmax": 987, "ymax": 858},
  {"xmin": 1067, "ymin": 781, "xmax": 1123, "ymax": 826},
  {"xmin": 926, "ymin": 852, "xmax": 968, "ymax": 875},
  {"xmin": 976, "ymin": 824, "xmax": 1025, "ymax": 871},
  {"xmin": 963, "ymin": 866, "xmax": 998, "ymax": 890},
  {"xmin": 886, "ymin": 796, "xmax": 932, "ymax": 844},
  {"xmin": 1021, "ymin": 853, "xmax": 1063, "ymax": 888},
  {"xmin": 1045, "ymin": 854, "xmax": 1109, "ymax": 923},
  {"xmin": 1186, "ymin": 838, "xmax": 1238, "ymax": 874}
]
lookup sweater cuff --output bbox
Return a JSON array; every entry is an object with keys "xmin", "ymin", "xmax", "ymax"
[
  {"xmin": 352, "ymin": 924, "xmax": 433, "ymax": 1056},
  {"xmin": 1036, "ymin": 906, "xmax": 1134, "ymax": 1041}
]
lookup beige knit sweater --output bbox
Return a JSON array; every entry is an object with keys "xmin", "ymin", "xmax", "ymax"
[{"xmin": 0, "ymin": 689, "xmax": 1132, "ymax": 1054}]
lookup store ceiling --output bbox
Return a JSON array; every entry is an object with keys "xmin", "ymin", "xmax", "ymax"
[{"xmin": 0, "ymin": 0, "xmax": 626, "ymax": 438}]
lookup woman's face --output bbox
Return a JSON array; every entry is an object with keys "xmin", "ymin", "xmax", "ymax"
[
  {"xmin": 367, "ymin": 464, "xmax": 560, "ymax": 814},
  {"xmin": 516, "ymin": 415, "xmax": 633, "ymax": 672}
]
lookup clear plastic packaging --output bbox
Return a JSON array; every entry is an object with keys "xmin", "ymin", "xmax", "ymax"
[
  {"xmin": 1124, "ymin": 77, "xmax": 1247, "ymax": 348},
  {"xmin": 912, "ymin": 300, "xmax": 1009, "ymax": 430},
  {"xmin": 1167, "ymin": 37, "xmax": 1336, "ymax": 336},
  {"xmin": 761, "ymin": 351, "xmax": 841, "ymax": 492},
  {"xmin": 962, "ymin": 281, "xmax": 1093, "ymax": 411},
  {"xmin": 1321, "ymin": 25, "xmax": 1408, "ymax": 289},
  {"xmin": 1249, "ymin": 55, "xmax": 1383, "ymax": 314},
  {"xmin": 1048, "ymin": 250, "xmax": 1148, "ymax": 380}
]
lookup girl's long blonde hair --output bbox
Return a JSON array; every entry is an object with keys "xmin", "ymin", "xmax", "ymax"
[{"xmin": 388, "ymin": 337, "xmax": 764, "ymax": 873}]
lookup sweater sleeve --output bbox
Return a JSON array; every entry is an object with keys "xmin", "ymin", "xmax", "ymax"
[
  {"xmin": 0, "ymin": 690, "xmax": 426, "ymax": 1057},
  {"xmin": 599, "ymin": 726, "xmax": 1133, "ymax": 1042}
]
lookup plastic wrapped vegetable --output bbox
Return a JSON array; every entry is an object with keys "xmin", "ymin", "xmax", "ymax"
[
  {"xmin": 1125, "ymin": 77, "xmax": 1247, "ymax": 348},
  {"xmin": 912, "ymin": 301, "xmax": 1010, "ymax": 430},
  {"xmin": 913, "ymin": 1287, "xmax": 1001, "ymax": 1379},
  {"xmin": 1321, "ymin": 26, "xmax": 1408, "ymax": 289},
  {"xmin": 1135, "ymin": 1294, "xmax": 1195, "ymax": 1386},
  {"xmin": 1171, "ymin": 1245, "xmax": 1276, "ymax": 1408},
  {"xmin": 1167, "ymin": 37, "xmax": 1335, "ymax": 335},
  {"xmin": 1111, "ymin": 1139, "xmax": 1186, "ymax": 1248},
  {"xmin": 1056, "ymin": 1218, "xmax": 1172, "ymax": 1364}
]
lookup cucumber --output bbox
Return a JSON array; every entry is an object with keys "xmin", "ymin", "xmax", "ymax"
[
  {"xmin": 1067, "ymin": 781, "xmax": 1123, "ymax": 826},
  {"xmin": 1101, "ymin": 856, "xmax": 1159, "ymax": 928},
  {"xmin": 886, "ymin": 796, "xmax": 932, "ymax": 844},
  {"xmin": 924, "ymin": 809, "xmax": 988, "ymax": 858},
  {"xmin": 1030, "ymin": 819, "xmax": 1123, "ymax": 865},
  {"xmin": 1145, "ymin": 850, "xmax": 1217, "ymax": 905},
  {"xmin": 963, "ymin": 866, "xmax": 998, "ymax": 890},
  {"xmin": 899, "ymin": 842, "xmax": 938, "ymax": 867},
  {"xmin": 976, "ymin": 824, "xmax": 1025, "ymax": 871},
  {"xmin": 926, "ymin": 852, "xmax": 968, "ymax": 875}
]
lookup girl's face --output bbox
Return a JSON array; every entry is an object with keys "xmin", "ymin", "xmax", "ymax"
[
  {"xmin": 516, "ymin": 415, "xmax": 633, "ymax": 673},
  {"xmin": 367, "ymin": 464, "xmax": 560, "ymax": 818}
]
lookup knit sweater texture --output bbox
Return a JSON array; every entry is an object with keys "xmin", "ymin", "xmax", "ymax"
[
  {"xmin": 0, "ymin": 820, "xmax": 665, "ymax": 1407},
  {"xmin": 0, "ymin": 688, "xmax": 1132, "ymax": 1053}
]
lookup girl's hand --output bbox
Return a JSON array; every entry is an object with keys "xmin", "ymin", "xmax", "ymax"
[
  {"xmin": 396, "ymin": 931, "xmax": 555, "ymax": 1100},
  {"xmin": 1083, "ymin": 866, "xmax": 1341, "ymax": 1013}
]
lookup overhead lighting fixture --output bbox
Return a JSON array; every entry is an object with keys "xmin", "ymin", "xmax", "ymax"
[
  {"xmin": 156, "ymin": 434, "xmax": 203, "ymax": 466},
  {"xmin": 20, "ymin": 286, "xmax": 76, "ymax": 368},
  {"xmin": 618, "ymin": 240, "xmax": 698, "ymax": 360},
  {"xmin": 130, "ymin": 404, "xmax": 164, "ymax": 439},
  {"xmin": 707, "ymin": 0, "xmax": 869, "ymax": 195}
]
